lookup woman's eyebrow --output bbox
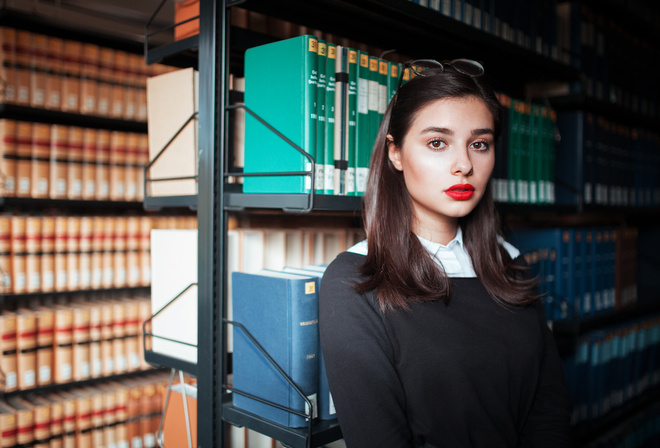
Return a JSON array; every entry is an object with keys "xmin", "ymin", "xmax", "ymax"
[
  {"xmin": 421, "ymin": 126, "xmax": 453, "ymax": 135},
  {"xmin": 472, "ymin": 128, "xmax": 494, "ymax": 136},
  {"xmin": 419, "ymin": 127, "xmax": 494, "ymax": 136}
]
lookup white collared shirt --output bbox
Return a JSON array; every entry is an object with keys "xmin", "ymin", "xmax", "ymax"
[{"xmin": 347, "ymin": 228, "xmax": 520, "ymax": 278}]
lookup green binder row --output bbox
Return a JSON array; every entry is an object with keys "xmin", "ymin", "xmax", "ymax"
[
  {"xmin": 493, "ymin": 92, "xmax": 558, "ymax": 204},
  {"xmin": 242, "ymin": 35, "xmax": 402, "ymax": 196}
]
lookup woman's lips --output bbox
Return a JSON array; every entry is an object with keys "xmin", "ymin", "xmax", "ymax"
[{"xmin": 445, "ymin": 184, "xmax": 475, "ymax": 200}]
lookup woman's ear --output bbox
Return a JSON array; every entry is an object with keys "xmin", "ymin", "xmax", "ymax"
[{"xmin": 387, "ymin": 135, "xmax": 403, "ymax": 171}]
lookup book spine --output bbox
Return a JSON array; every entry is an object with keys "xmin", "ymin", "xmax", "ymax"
[
  {"xmin": 15, "ymin": 121, "xmax": 32, "ymax": 198},
  {"xmin": 529, "ymin": 104, "xmax": 540, "ymax": 204},
  {"xmin": 494, "ymin": 92, "xmax": 510, "ymax": 202},
  {"xmin": 35, "ymin": 309, "xmax": 54, "ymax": 386},
  {"xmin": 54, "ymin": 308, "xmax": 74, "ymax": 383},
  {"xmin": 72, "ymin": 306, "xmax": 91, "ymax": 381},
  {"xmin": 345, "ymin": 48, "xmax": 358, "ymax": 196},
  {"xmin": 324, "ymin": 43, "xmax": 337, "ymax": 194},
  {"xmin": 14, "ymin": 31, "xmax": 31, "ymax": 106},
  {"xmin": 572, "ymin": 229, "xmax": 583, "ymax": 318},
  {"xmin": 519, "ymin": 101, "xmax": 531, "ymax": 203},
  {"xmin": 507, "ymin": 99, "xmax": 519, "ymax": 203},
  {"xmin": 287, "ymin": 278, "xmax": 320, "ymax": 426},
  {"xmin": 307, "ymin": 38, "xmax": 319, "ymax": 194},
  {"xmin": 0, "ymin": 119, "xmax": 17, "ymax": 198},
  {"xmin": 583, "ymin": 230, "xmax": 594, "ymax": 317},
  {"xmin": 332, "ymin": 46, "xmax": 347, "ymax": 195},
  {"xmin": 354, "ymin": 51, "xmax": 370, "ymax": 196},
  {"xmin": 315, "ymin": 40, "xmax": 327, "ymax": 194},
  {"xmin": 387, "ymin": 62, "xmax": 399, "ymax": 107},
  {"xmin": 0, "ymin": 312, "xmax": 18, "ymax": 392}
]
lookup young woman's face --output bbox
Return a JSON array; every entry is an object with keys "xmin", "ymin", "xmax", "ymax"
[{"xmin": 388, "ymin": 96, "xmax": 495, "ymax": 238}]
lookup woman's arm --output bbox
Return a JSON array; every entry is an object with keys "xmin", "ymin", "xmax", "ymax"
[{"xmin": 320, "ymin": 253, "xmax": 413, "ymax": 448}]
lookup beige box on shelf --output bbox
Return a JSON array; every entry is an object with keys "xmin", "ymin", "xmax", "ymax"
[
  {"xmin": 150, "ymin": 229, "xmax": 197, "ymax": 365},
  {"xmin": 146, "ymin": 67, "xmax": 198, "ymax": 197}
]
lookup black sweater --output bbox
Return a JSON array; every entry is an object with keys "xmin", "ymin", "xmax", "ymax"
[{"xmin": 319, "ymin": 251, "xmax": 572, "ymax": 448}]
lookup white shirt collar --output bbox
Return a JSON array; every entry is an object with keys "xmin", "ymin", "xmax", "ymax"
[
  {"xmin": 417, "ymin": 228, "xmax": 476, "ymax": 277},
  {"xmin": 346, "ymin": 228, "xmax": 519, "ymax": 279},
  {"xmin": 416, "ymin": 226, "xmax": 465, "ymax": 255}
]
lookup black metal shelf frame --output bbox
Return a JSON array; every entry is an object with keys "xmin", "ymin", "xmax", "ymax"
[
  {"xmin": 142, "ymin": 110, "xmax": 200, "ymax": 211},
  {"xmin": 140, "ymin": 0, "xmax": 628, "ymax": 447},
  {"xmin": 142, "ymin": 282, "xmax": 199, "ymax": 376}
]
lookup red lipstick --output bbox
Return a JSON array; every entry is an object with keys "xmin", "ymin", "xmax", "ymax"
[{"xmin": 445, "ymin": 184, "xmax": 475, "ymax": 200}]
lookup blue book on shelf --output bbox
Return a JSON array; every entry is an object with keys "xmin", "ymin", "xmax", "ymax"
[
  {"xmin": 583, "ymin": 228, "xmax": 598, "ymax": 316},
  {"xmin": 622, "ymin": 325, "xmax": 636, "ymax": 403},
  {"xmin": 599, "ymin": 330, "xmax": 613, "ymax": 416},
  {"xmin": 282, "ymin": 265, "xmax": 336, "ymax": 421},
  {"xmin": 603, "ymin": 228, "xmax": 616, "ymax": 312},
  {"xmin": 574, "ymin": 335, "xmax": 590, "ymax": 424},
  {"xmin": 508, "ymin": 228, "xmax": 573, "ymax": 321},
  {"xmin": 232, "ymin": 269, "xmax": 320, "ymax": 428},
  {"xmin": 570, "ymin": 228, "xmax": 583, "ymax": 318},
  {"xmin": 592, "ymin": 228, "xmax": 605, "ymax": 314},
  {"xmin": 609, "ymin": 327, "xmax": 624, "ymax": 410},
  {"xmin": 587, "ymin": 331, "xmax": 605, "ymax": 421}
]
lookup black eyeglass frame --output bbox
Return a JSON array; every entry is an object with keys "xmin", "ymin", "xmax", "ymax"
[{"xmin": 395, "ymin": 58, "xmax": 485, "ymax": 93}]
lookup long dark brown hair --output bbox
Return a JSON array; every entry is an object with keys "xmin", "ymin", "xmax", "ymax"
[{"xmin": 356, "ymin": 69, "xmax": 537, "ymax": 311}]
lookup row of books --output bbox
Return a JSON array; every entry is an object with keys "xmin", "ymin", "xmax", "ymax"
[
  {"xmin": 0, "ymin": 371, "xmax": 169, "ymax": 448},
  {"xmin": 243, "ymin": 35, "xmax": 400, "ymax": 197},
  {"xmin": 149, "ymin": 225, "xmax": 364, "ymax": 368},
  {"xmin": 509, "ymin": 226, "xmax": 638, "ymax": 323},
  {"xmin": 0, "ymin": 119, "xmax": 149, "ymax": 202},
  {"xmin": 492, "ymin": 93, "xmax": 557, "ymax": 204},
  {"xmin": 408, "ymin": 0, "xmax": 559, "ymax": 60},
  {"xmin": 563, "ymin": 315, "xmax": 660, "ymax": 425},
  {"xmin": 555, "ymin": 111, "xmax": 660, "ymax": 209},
  {"xmin": 579, "ymin": 401, "xmax": 660, "ymax": 447},
  {"xmin": 0, "ymin": 294, "xmax": 152, "ymax": 392},
  {"xmin": 0, "ymin": 214, "xmax": 196, "ymax": 295},
  {"xmin": 0, "ymin": 215, "xmax": 197, "ymax": 255},
  {"xmin": 0, "ymin": 26, "xmax": 175, "ymax": 120},
  {"xmin": 553, "ymin": 3, "xmax": 659, "ymax": 118},
  {"xmin": 1, "ymin": 248, "xmax": 152, "ymax": 294}
]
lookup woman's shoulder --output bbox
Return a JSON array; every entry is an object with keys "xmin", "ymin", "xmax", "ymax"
[{"xmin": 324, "ymin": 248, "xmax": 366, "ymax": 281}]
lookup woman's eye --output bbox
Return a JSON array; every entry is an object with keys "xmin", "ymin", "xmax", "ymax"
[
  {"xmin": 428, "ymin": 139, "xmax": 446, "ymax": 150},
  {"xmin": 471, "ymin": 141, "xmax": 489, "ymax": 151}
]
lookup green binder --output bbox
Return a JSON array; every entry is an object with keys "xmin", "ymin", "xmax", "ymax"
[
  {"xmin": 323, "ymin": 43, "xmax": 337, "ymax": 195},
  {"xmin": 244, "ymin": 35, "xmax": 319, "ymax": 194},
  {"xmin": 315, "ymin": 40, "xmax": 327, "ymax": 194}
]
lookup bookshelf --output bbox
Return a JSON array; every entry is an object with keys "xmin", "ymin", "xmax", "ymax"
[
  {"xmin": 142, "ymin": 0, "xmax": 660, "ymax": 447},
  {"xmin": 0, "ymin": 8, "xmax": 197, "ymax": 447}
]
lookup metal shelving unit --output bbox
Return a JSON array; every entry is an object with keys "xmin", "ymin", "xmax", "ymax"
[
  {"xmin": 144, "ymin": 0, "xmax": 575, "ymax": 446},
  {"xmin": 143, "ymin": 1, "xmax": 659, "ymax": 447}
]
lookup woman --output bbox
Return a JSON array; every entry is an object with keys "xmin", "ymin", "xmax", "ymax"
[{"xmin": 319, "ymin": 60, "xmax": 572, "ymax": 448}]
